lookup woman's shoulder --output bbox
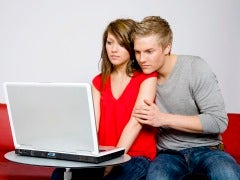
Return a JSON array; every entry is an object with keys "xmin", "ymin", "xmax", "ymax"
[
  {"xmin": 92, "ymin": 73, "xmax": 102, "ymax": 90},
  {"xmin": 93, "ymin": 73, "xmax": 102, "ymax": 79}
]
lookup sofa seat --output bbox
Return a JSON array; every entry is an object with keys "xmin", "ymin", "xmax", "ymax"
[{"xmin": 0, "ymin": 151, "xmax": 53, "ymax": 180}]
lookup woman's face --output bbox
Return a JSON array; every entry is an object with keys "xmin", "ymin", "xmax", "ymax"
[{"xmin": 106, "ymin": 32, "xmax": 130, "ymax": 67}]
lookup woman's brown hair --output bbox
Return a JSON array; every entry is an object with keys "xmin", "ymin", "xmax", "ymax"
[{"xmin": 99, "ymin": 18, "xmax": 141, "ymax": 90}]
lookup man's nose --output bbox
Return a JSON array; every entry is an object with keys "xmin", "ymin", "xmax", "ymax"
[{"xmin": 138, "ymin": 53, "xmax": 145, "ymax": 63}]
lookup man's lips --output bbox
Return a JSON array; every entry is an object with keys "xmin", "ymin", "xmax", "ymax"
[{"xmin": 140, "ymin": 64, "xmax": 150, "ymax": 69}]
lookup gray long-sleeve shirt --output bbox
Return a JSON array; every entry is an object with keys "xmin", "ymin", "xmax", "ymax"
[{"xmin": 156, "ymin": 55, "xmax": 228, "ymax": 151}]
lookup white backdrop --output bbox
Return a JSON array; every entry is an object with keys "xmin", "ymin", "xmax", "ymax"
[{"xmin": 0, "ymin": 0, "xmax": 239, "ymax": 112}]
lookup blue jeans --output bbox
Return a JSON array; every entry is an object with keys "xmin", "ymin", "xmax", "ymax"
[
  {"xmin": 51, "ymin": 156, "xmax": 150, "ymax": 180},
  {"xmin": 105, "ymin": 156, "xmax": 150, "ymax": 180},
  {"xmin": 146, "ymin": 146, "xmax": 240, "ymax": 180}
]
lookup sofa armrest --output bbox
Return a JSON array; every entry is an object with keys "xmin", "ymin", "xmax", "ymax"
[{"xmin": 222, "ymin": 113, "xmax": 240, "ymax": 164}]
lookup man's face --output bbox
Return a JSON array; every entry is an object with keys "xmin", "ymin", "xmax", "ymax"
[{"xmin": 134, "ymin": 35, "xmax": 166, "ymax": 74}]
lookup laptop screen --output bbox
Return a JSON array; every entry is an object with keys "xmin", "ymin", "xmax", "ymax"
[{"xmin": 4, "ymin": 82, "xmax": 99, "ymax": 155}]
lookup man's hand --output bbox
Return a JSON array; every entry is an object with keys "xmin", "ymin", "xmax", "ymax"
[
  {"xmin": 132, "ymin": 99, "xmax": 163, "ymax": 127},
  {"xmin": 133, "ymin": 99, "xmax": 204, "ymax": 133}
]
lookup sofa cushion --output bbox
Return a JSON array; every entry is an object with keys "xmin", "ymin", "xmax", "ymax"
[
  {"xmin": 222, "ymin": 113, "xmax": 240, "ymax": 164},
  {"xmin": 0, "ymin": 104, "xmax": 14, "ymax": 151}
]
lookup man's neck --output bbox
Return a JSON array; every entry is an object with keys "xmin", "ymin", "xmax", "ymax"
[{"xmin": 157, "ymin": 54, "xmax": 177, "ymax": 84}]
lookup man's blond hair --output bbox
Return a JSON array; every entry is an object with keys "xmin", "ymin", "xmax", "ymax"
[{"xmin": 132, "ymin": 16, "xmax": 173, "ymax": 51}]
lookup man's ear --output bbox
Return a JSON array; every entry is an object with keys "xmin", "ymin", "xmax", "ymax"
[{"xmin": 164, "ymin": 44, "xmax": 171, "ymax": 55}]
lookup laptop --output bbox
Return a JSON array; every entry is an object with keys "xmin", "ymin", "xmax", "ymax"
[{"xmin": 4, "ymin": 82, "xmax": 124, "ymax": 163}]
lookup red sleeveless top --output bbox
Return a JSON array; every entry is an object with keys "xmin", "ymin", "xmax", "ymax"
[{"xmin": 92, "ymin": 71, "xmax": 157, "ymax": 160}]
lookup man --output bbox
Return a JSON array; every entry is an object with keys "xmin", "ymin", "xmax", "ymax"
[{"xmin": 132, "ymin": 16, "xmax": 240, "ymax": 179}]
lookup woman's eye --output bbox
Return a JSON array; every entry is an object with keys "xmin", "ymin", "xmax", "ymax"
[{"xmin": 106, "ymin": 41, "xmax": 112, "ymax": 45}]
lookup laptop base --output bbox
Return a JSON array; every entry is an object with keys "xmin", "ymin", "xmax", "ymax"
[{"xmin": 15, "ymin": 148, "xmax": 125, "ymax": 164}]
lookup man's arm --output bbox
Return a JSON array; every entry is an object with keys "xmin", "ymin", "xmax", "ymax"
[{"xmin": 133, "ymin": 99, "xmax": 203, "ymax": 133}]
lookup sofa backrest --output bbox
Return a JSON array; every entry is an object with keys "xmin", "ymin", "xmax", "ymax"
[{"xmin": 0, "ymin": 103, "xmax": 14, "ymax": 151}]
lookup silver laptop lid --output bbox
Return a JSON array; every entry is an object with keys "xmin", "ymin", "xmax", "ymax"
[{"xmin": 4, "ymin": 82, "xmax": 99, "ymax": 155}]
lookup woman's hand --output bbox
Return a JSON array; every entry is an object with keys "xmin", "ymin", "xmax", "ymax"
[{"xmin": 104, "ymin": 166, "xmax": 114, "ymax": 177}]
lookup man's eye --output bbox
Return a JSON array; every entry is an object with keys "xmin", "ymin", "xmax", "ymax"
[
  {"xmin": 135, "ymin": 51, "xmax": 140, "ymax": 54},
  {"xmin": 147, "ymin": 50, "xmax": 153, "ymax": 54}
]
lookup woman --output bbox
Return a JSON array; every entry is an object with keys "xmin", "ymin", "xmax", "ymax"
[
  {"xmin": 51, "ymin": 18, "xmax": 157, "ymax": 180},
  {"xmin": 92, "ymin": 18, "xmax": 157, "ymax": 180}
]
